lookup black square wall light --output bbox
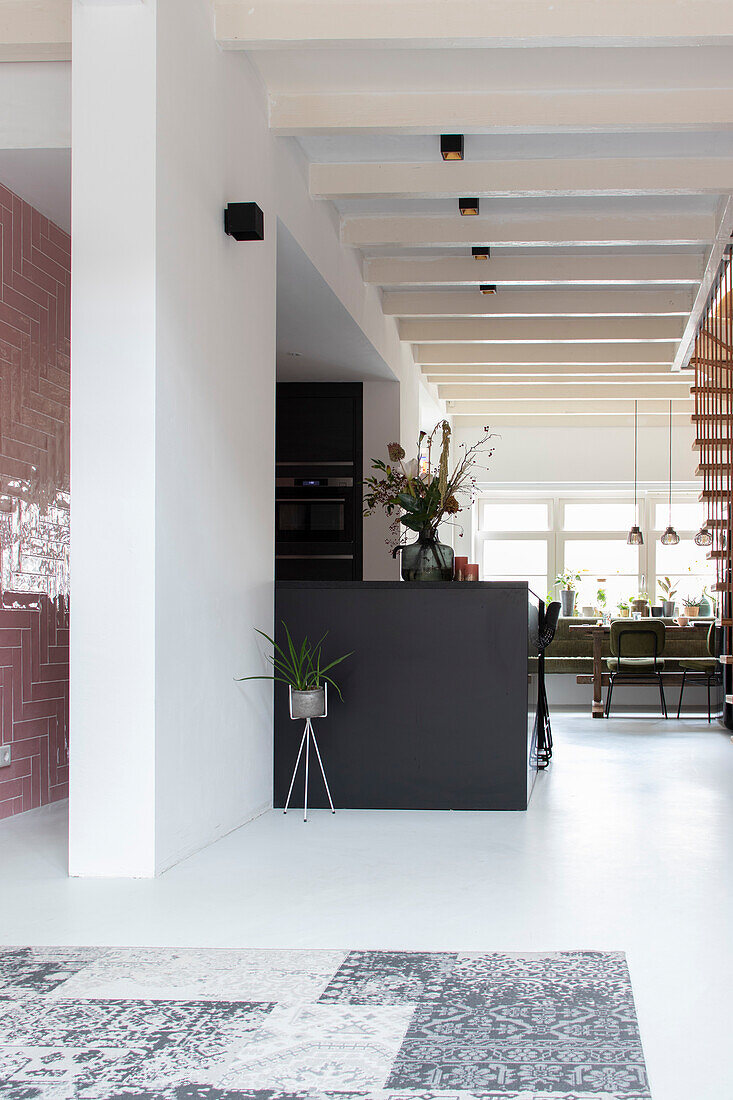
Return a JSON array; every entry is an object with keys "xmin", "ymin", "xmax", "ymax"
[
  {"xmin": 459, "ymin": 197, "xmax": 480, "ymax": 216},
  {"xmin": 441, "ymin": 134, "xmax": 464, "ymax": 161},
  {"xmin": 224, "ymin": 202, "xmax": 264, "ymax": 241}
]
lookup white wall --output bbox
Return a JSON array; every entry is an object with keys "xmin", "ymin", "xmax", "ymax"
[
  {"xmin": 70, "ymin": 0, "xmax": 431, "ymax": 876},
  {"xmin": 362, "ymin": 380, "xmax": 401, "ymax": 580},
  {"xmin": 0, "ymin": 61, "xmax": 69, "ymax": 149},
  {"xmin": 153, "ymin": 0, "xmax": 276, "ymax": 872},
  {"xmin": 70, "ymin": 2, "xmax": 158, "ymax": 878},
  {"xmin": 455, "ymin": 420, "xmax": 698, "ymax": 488}
]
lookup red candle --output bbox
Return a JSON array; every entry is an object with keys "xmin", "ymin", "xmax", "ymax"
[
  {"xmin": 455, "ymin": 556, "xmax": 468, "ymax": 581},
  {"xmin": 464, "ymin": 563, "xmax": 479, "ymax": 582}
]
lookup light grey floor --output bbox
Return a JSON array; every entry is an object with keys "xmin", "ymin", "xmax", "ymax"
[{"xmin": 1, "ymin": 713, "xmax": 731, "ymax": 1100}]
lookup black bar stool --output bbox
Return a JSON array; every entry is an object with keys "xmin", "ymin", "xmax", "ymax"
[{"xmin": 537, "ymin": 601, "xmax": 561, "ymax": 768}]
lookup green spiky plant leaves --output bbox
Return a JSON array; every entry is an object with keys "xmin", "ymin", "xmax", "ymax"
[{"xmin": 237, "ymin": 622, "xmax": 352, "ymax": 700}]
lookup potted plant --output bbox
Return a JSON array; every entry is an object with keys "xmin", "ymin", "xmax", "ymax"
[
  {"xmin": 682, "ymin": 595, "xmax": 701, "ymax": 618},
  {"xmin": 363, "ymin": 422, "xmax": 495, "ymax": 582},
  {"xmin": 555, "ymin": 571, "xmax": 581, "ymax": 616},
  {"xmin": 237, "ymin": 623, "xmax": 352, "ymax": 717},
  {"xmin": 617, "ymin": 600, "xmax": 630, "ymax": 618},
  {"xmin": 698, "ymin": 587, "xmax": 714, "ymax": 617},
  {"xmin": 631, "ymin": 592, "xmax": 649, "ymax": 616},
  {"xmin": 657, "ymin": 577, "xmax": 677, "ymax": 617}
]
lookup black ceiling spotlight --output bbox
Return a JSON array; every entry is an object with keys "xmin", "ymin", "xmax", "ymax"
[
  {"xmin": 459, "ymin": 197, "xmax": 480, "ymax": 216},
  {"xmin": 472, "ymin": 246, "xmax": 491, "ymax": 260},
  {"xmin": 479, "ymin": 285, "xmax": 497, "ymax": 295},
  {"xmin": 440, "ymin": 134, "xmax": 464, "ymax": 161},
  {"xmin": 224, "ymin": 202, "xmax": 264, "ymax": 241}
]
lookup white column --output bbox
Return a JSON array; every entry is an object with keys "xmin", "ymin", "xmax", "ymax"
[
  {"xmin": 70, "ymin": 0, "xmax": 158, "ymax": 876},
  {"xmin": 70, "ymin": 0, "xmax": 277, "ymax": 877}
]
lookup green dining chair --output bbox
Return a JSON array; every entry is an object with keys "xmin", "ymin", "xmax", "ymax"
[
  {"xmin": 605, "ymin": 619, "xmax": 667, "ymax": 718},
  {"xmin": 676, "ymin": 621, "xmax": 722, "ymax": 723}
]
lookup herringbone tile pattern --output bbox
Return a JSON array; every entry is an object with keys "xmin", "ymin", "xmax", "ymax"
[{"xmin": 0, "ymin": 183, "xmax": 70, "ymax": 819}]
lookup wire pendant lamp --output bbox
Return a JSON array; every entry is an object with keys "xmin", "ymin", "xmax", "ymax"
[
  {"xmin": 694, "ymin": 523, "xmax": 713, "ymax": 547},
  {"xmin": 627, "ymin": 401, "xmax": 643, "ymax": 545},
  {"xmin": 660, "ymin": 400, "xmax": 680, "ymax": 545}
]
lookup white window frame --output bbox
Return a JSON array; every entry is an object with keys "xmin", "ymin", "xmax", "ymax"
[
  {"xmin": 473, "ymin": 488, "xmax": 713, "ymax": 604},
  {"xmin": 474, "ymin": 495, "xmax": 555, "ymax": 599}
]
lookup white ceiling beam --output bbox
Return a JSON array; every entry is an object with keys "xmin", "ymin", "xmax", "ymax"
[
  {"xmin": 672, "ymin": 195, "xmax": 733, "ymax": 370},
  {"xmin": 442, "ymin": 382, "xmax": 693, "ymax": 401},
  {"xmin": 0, "ymin": 0, "xmax": 71, "ymax": 61},
  {"xmin": 366, "ymin": 254, "xmax": 703, "ymax": 287},
  {"xmin": 400, "ymin": 317, "xmax": 684, "ymax": 343},
  {"xmin": 449, "ymin": 398, "xmax": 691, "ymax": 416},
  {"xmin": 310, "ymin": 158, "xmax": 733, "ymax": 199},
  {"xmin": 215, "ymin": 0, "xmax": 733, "ymax": 49},
  {"xmin": 383, "ymin": 289, "xmax": 694, "ymax": 317},
  {"xmin": 426, "ymin": 366, "xmax": 681, "ymax": 380},
  {"xmin": 273, "ymin": 89, "xmax": 733, "ymax": 136},
  {"xmin": 423, "ymin": 361, "xmax": 681, "ymax": 377},
  {"xmin": 429, "ymin": 366, "xmax": 683, "ymax": 378},
  {"xmin": 343, "ymin": 211, "xmax": 716, "ymax": 249},
  {"xmin": 414, "ymin": 343, "xmax": 675, "ymax": 365},
  {"xmin": 453, "ymin": 404, "xmax": 690, "ymax": 421}
]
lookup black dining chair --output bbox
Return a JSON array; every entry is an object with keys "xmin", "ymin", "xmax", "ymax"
[
  {"xmin": 537, "ymin": 601, "xmax": 561, "ymax": 767},
  {"xmin": 676, "ymin": 621, "xmax": 723, "ymax": 722},
  {"xmin": 605, "ymin": 619, "xmax": 667, "ymax": 718}
]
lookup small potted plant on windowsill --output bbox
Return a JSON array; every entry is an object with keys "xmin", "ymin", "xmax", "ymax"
[
  {"xmin": 617, "ymin": 600, "xmax": 630, "ymax": 618},
  {"xmin": 631, "ymin": 592, "xmax": 649, "ymax": 617},
  {"xmin": 237, "ymin": 623, "xmax": 352, "ymax": 717},
  {"xmin": 698, "ymin": 587, "xmax": 714, "ymax": 618},
  {"xmin": 658, "ymin": 577, "xmax": 678, "ymax": 617},
  {"xmin": 682, "ymin": 595, "xmax": 701, "ymax": 619},
  {"xmin": 555, "ymin": 570, "xmax": 582, "ymax": 616}
]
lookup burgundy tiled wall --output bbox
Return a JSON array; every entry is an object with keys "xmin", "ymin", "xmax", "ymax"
[{"xmin": 0, "ymin": 184, "xmax": 70, "ymax": 819}]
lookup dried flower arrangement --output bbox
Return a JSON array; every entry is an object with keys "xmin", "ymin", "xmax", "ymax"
[{"xmin": 363, "ymin": 420, "xmax": 495, "ymax": 548}]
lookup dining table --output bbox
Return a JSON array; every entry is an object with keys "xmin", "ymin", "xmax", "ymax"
[{"xmin": 569, "ymin": 620, "xmax": 710, "ymax": 717}]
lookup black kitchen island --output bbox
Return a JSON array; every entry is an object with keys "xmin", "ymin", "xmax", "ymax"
[{"xmin": 274, "ymin": 581, "xmax": 541, "ymax": 811}]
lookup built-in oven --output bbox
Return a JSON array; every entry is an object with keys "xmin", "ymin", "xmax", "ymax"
[{"xmin": 275, "ymin": 479, "xmax": 354, "ymax": 544}]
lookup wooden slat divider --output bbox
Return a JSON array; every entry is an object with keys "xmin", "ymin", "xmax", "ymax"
[{"xmin": 693, "ymin": 245, "xmax": 732, "ymax": 691}]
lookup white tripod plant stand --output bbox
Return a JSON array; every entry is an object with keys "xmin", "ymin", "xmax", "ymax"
[{"xmin": 284, "ymin": 684, "xmax": 335, "ymax": 822}]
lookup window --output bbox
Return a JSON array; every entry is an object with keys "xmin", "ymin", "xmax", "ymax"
[
  {"xmin": 563, "ymin": 539, "xmax": 639, "ymax": 610},
  {"xmin": 563, "ymin": 502, "xmax": 635, "ymax": 532},
  {"xmin": 475, "ymin": 496, "xmax": 552, "ymax": 598},
  {"xmin": 651, "ymin": 498, "xmax": 714, "ymax": 605},
  {"xmin": 481, "ymin": 538, "xmax": 548, "ymax": 599},
  {"xmin": 474, "ymin": 490, "xmax": 715, "ymax": 611},
  {"xmin": 479, "ymin": 501, "xmax": 549, "ymax": 532}
]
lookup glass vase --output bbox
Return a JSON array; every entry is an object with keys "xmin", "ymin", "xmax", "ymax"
[{"xmin": 398, "ymin": 529, "xmax": 454, "ymax": 582}]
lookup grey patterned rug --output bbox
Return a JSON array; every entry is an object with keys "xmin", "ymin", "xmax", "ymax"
[{"xmin": 0, "ymin": 947, "xmax": 650, "ymax": 1100}]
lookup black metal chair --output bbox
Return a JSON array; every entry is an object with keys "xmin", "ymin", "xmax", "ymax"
[
  {"xmin": 676, "ymin": 621, "xmax": 723, "ymax": 722},
  {"xmin": 605, "ymin": 619, "xmax": 667, "ymax": 718},
  {"xmin": 537, "ymin": 601, "xmax": 561, "ymax": 767}
]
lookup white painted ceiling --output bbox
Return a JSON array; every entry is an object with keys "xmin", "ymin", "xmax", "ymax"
[
  {"xmin": 252, "ymin": 44, "xmax": 733, "ymax": 95},
  {"xmin": 276, "ymin": 222, "xmax": 395, "ymax": 382},
  {"xmin": 0, "ymin": 148, "xmax": 70, "ymax": 231},
  {"xmin": 236, "ymin": 15, "xmax": 733, "ymax": 423}
]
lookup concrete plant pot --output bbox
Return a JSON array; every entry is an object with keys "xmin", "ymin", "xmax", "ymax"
[
  {"xmin": 662, "ymin": 601, "xmax": 676, "ymax": 617},
  {"xmin": 560, "ymin": 589, "xmax": 576, "ymax": 616},
  {"xmin": 289, "ymin": 685, "xmax": 327, "ymax": 719}
]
